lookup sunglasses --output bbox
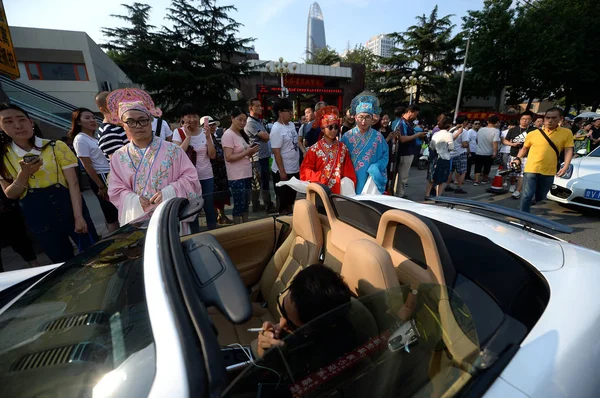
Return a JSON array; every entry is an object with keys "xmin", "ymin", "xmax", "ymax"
[
  {"xmin": 277, "ymin": 286, "xmax": 298, "ymax": 331},
  {"xmin": 324, "ymin": 124, "xmax": 339, "ymax": 130}
]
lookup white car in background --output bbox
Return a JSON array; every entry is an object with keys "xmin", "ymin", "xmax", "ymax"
[
  {"xmin": 0, "ymin": 188, "xmax": 599, "ymax": 398},
  {"xmin": 549, "ymin": 146, "xmax": 600, "ymax": 209}
]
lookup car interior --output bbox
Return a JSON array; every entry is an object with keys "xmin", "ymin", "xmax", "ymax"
[{"xmin": 181, "ymin": 183, "xmax": 551, "ymax": 397}]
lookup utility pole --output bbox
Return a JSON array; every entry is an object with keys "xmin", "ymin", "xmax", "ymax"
[{"xmin": 454, "ymin": 37, "xmax": 470, "ymax": 124}]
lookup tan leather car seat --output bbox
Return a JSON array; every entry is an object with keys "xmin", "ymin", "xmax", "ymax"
[{"xmin": 211, "ymin": 199, "xmax": 324, "ymax": 346}]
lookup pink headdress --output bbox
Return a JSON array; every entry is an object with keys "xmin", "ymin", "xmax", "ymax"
[{"xmin": 106, "ymin": 88, "xmax": 162, "ymax": 125}]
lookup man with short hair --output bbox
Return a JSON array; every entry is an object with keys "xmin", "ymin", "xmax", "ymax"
[
  {"xmin": 514, "ymin": 107, "xmax": 574, "ymax": 213},
  {"xmin": 465, "ymin": 120, "xmax": 480, "ymax": 180},
  {"xmin": 393, "ymin": 105, "xmax": 425, "ymax": 198},
  {"xmin": 474, "ymin": 115, "xmax": 501, "ymax": 185},
  {"xmin": 503, "ymin": 111, "xmax": 534, "ymax": 199},
  {"xmin": 95, "ymin": 91, "xmax": 128, "ymax": 160},
  {"xmin": 533, "ymin": 115, "xmax": 544, "ymax": 129},
  {"xmin": 341, "ymin": 107, "xmax": 355, "ymax": 135},
  {"xmin": 445, "ymin": 116, "xmax": 470, "ymax": 194},
  {"xmin": 245, "ymin": 98, "xmax": 275, "ymax": 213}
]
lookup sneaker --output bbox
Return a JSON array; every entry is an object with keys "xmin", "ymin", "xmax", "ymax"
[
  {"xmin": 481, "ymin": 180, "xmax": 490, "ymax": 185},
  {"xmin": 444, "ymin": 186, "xmax": 455, "ymax": 192},
  {"xmin": 473, "ymin": 182, "xmax": 479, "ymax": 186},
  {"xmin": 512, "ymin": 190, "xmax": 521, "ymax": 199},
  {"xmin": 503, "ymin": 182, "xmax": 508, "ymax": 188},
  {"xmin": 455, "ymin": 188, "xmax": 468, "ymax": 194},
  {"xmin": 509, "ymin": 185, "xmax": 516, "ymax": 193}
]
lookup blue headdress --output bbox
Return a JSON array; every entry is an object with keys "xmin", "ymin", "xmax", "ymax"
[{"xmin": 350, "ymin": 92, "xmax": 381, "ymax": 116}]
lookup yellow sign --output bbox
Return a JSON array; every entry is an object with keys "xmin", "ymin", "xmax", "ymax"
[{"xmin": 0, "ymin": 0, "xmax": 19, "ymax": 79}]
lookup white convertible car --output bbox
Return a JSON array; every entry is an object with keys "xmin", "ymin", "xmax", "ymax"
[
  {"xmin": 548, "ymin": 146, "xmax": 600, "ymax": 209},
  {"xmin": 0, "ymin": 183, "xmax": 599, "ymax": 398}
]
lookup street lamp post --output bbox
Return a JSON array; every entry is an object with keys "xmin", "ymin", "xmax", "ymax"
[
  {"xmin": 400, "ymin": 72, "xmax": 427, "ymax": 105},
  {"xmin": 268, "ymin": 57, "xmax": 298, "ymax": 99}
]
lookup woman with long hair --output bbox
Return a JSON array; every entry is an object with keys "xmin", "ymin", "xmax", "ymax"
[
  {"xmin": 173, "ymin": 105, "xmax": 217, "ymax": 231},
  {"xmin": 222, "ymin": 108, "xmax": 258, "ymax": 224},
  {"xmin": 69, "ymin": 108, "xmax": 119, "ymax": 233},
  {"xmin": 0, "ymin": 104, "xmax": 98, "ymax": 263}
]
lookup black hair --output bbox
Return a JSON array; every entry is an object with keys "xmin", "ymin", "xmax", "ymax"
[
  {"xmin": 273, "ymin": 98, "xmax": 293, "ymax": 118},
  {"xmin": 289, "ymin": 264, "xmax": 354, "ymax": 325},
  {"xmin": 230, "ymin": 107, "xmax": 250, "ymax": 144},
  {"xmin": 394, "ymin": 106, "xmax": 406, "ymax": 117},
  {"xmin": 180, "ymin": 103, "xmax": 200, "ymax": 118},
  {"xmin": 0, "ymin": 104, "xmax": 42, "ymax": 182},
  {"xmin": 455, "ymin": 115, "xmax": 468, "ymax": 124},
  {"xmin": 67, "ymin": 107, "xmax": 96, "ymax": 144},
  {"xmin": 247, "ymin": 97, "xmax": 260, "ymax": 110},
  {"xmin": 405, "ymin": 104, "xmax": 420, "ymax": 113},
  {"xmin": 533, "ymin": 114, "xmax": 544, "ymax": 122},
  {"xmin": 304, "ymin": 104, "xmax": 315, "ymax": 112},
  {"xmin": 487, "ymin": 115, "xmax": 500, "ymax": 124},
  {"xmin": 521, "ymin": 110, "xmax": 535, "ymax": 118},
  {"xmin": 545, "ymin": 107, "xmax": 564, "ymax": 117}
]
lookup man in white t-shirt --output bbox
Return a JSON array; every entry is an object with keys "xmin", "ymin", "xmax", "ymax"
[
  {"xmin": 465, "ymin": 120, "xmax": 480, "ymax": 180},
  {"xmin": 445, "ymin": 116, "xmax": 470, "ymax": 194},
  {"xmin": 474, "ymin": 116, "xmax": 501, "ymax": 185},
  {"xmin": 151, "ymin": 118, "xmax": 173, "ymax": 142},
  {"xmin": 499, "ymin": 121, "xmax": 516, "ymax": 188},
  {"xmin": 270, "ymin": 98, "xmax": 300, "ymax": 214}
]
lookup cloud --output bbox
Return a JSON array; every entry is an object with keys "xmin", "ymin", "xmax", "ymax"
[{"xmin": 258, "ymin": 0, "xmax": 298, "ymax": 24}]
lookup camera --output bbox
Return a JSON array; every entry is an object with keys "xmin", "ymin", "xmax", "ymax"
[{"xmin": 499, "ymin": 159, "xmax": 521, "ymax": 176}]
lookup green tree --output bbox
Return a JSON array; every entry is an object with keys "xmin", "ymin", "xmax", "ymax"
[
  {"xmin": 462, "ymin": 0, "xmax": 518, "ymax": 111},
  {"xmin": 341, "ymin": 45, "xmax": 379, "ymax": 89},
  {"xmin": 102, "ymin": 3, "xmax": 164, "ymax": 86},
  {"xmin": 306, "ymin": 46, "xmax": 341, "ymax": 65},
  {"xmin": 376, "ymin": 6, "xmax": 463, "ymax": 108}
]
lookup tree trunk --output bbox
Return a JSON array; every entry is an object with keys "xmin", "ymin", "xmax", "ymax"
[
  {"xmin": 494, "ymin": 88, "xmax": 502, "ymax": 112},
  {"xmin": 592, "ymin": 101, "xmax": 599, "ymax": 113},
  {"xmin": 526, "ymin": 97, "xmax": 534, "ymax": 111},
  {"xmin": 563, "ymin": 93, "xmax": 572, "ymax": 117},
  {"xmin": 415, "ymin": 85, "xmax": 421, "ymax": 104}
]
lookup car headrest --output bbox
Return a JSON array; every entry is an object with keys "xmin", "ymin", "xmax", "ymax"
[
  {"xmin": 292, "ymin": 199, "xmax": 324, "ymax": 246},
  {"xmin": 341, "ymin": 239, "xmax": 399, "ymax": 297}
]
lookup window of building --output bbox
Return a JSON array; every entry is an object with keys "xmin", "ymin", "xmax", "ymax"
[{"xmin": 24, "ymin": 62, "xmax": 89, "ymax": 81}]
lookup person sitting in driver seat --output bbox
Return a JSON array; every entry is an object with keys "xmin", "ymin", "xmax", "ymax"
[{"xmin": 255, "ymin": 264, "xmax": 356, "ymax": 359}]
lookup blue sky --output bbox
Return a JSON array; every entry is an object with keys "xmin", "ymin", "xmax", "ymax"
[{"xmin": 6, "ymin": 0, "xmax": 483, "ymax": 62}]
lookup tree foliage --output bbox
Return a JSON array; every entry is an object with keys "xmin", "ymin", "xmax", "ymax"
[
  {"xmin": 341, "ymin": 45, "xmax": 379, "ymax": 89},
  {"xmin": 305, "ymin": 46, "xmax": 341, "ymax": 65},
  {"xmin": 102, "ymin": 0, "xmax": 255, "ymax": 118},
  {"xmin": 375, "ymin": 6, "xmax": 464, "ymax": 109}
]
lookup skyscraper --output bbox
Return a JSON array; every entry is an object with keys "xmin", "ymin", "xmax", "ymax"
[
  {"xmin": 366, "ymin": 34, "xmax": 394, "ymax": 58},
  {"xmin": 306, "ymin": 2, "xmax": 326, "ymax": 61}
]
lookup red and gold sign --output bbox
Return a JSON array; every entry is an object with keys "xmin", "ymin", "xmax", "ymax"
[
  {"xmin": 0, "ymin": 0, "xmax": 19, "ymax": 79},
  {"xmin": 284, "ymin": 76, "xmax": 324, "ymax": 87}
]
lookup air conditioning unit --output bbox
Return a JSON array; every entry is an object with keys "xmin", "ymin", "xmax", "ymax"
[{"xmin": 102, "ymin": 81, "xmax": 112, "ymax": 92}]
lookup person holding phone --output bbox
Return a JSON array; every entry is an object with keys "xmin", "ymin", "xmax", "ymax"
[
  {"xmin": 173, "ymin": 105, "xmax": 217, "ymax": 231},
  {"xmin": 69, "ymin": 107, "xmax": 120, "ymax": 234},
  {"xmin": 0, "ymin": 104, "xmax": 98, "ymax": 263},
  {"xmin": 222, "ymin": 108, "xmax": 259, "ymax": 224}
]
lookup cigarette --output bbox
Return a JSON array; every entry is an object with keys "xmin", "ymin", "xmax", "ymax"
[{"xmin": 247, "ymin": 328, "xmax": 264, "ymax": 333}]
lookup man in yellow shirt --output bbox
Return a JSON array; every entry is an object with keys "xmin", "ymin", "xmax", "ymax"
[{"xmin": 514, "ymin": 107, "xmax": 574, "ymax": 212}]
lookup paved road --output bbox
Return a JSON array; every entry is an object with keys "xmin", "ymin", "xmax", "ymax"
[{"xmin": 402, "ymin": 166, "xmax": 600, "ymax": 251}]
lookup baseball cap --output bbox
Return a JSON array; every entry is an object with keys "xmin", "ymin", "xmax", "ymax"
[{"xmin": 200, "ymin": 116, "xmax": 220, "ymax": 126}]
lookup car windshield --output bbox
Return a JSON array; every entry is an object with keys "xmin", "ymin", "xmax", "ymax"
[
  {"xmin": 0, "ymin": 222, "xmax": 155, "ymax": 397},
  {"xmin": 225, "ymin": 285, "xmax": 483, "ymax": 397}
]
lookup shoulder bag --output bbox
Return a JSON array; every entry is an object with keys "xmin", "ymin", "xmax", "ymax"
[
  {"xmin": 537, "ymin": 128, "xmax": 560, "ymax": 171},
  {"xmin": 177, "ymin": 128, "xmax": 197, "ymax": 166}
]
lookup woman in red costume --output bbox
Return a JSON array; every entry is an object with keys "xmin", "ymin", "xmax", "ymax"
[{"xmin": 300, "ymin": 106, "xmax": 357, "ymax": 194}]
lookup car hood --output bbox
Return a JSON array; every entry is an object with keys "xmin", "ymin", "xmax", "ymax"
[
  {"xmin": 0, "ymin": 263, "xmax": 61, "ymax": 292},
  {"xmin": 575, "ymin": 156, "xmax": 600, "ymax": 182},
  {"xmin": 358, "ymin": 195, "xmax": 565, "ymax": 271}
]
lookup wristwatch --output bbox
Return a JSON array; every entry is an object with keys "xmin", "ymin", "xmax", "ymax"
[{"xmin": 411, "ymin": 289, "xmax": 418, "ymax": 296}]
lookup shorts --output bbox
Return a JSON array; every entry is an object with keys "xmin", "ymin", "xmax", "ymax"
[
  {"xmin": 427, "ymin": 157, "xmax": 451, "ymax": 184},
  {"xmin": 450, "ymin": 152, "xmax": 467, "ymax": 174},
  {"xmin": 501, "ymin": 153, "xmax": 511, "ymax": 171},
  {"xmin": 509, "ymin": 155, "xmax": 527, "ymax": 177},
  {"xmin": 474, "ymin": 154, "xmax": 493, "ymax": 175}
]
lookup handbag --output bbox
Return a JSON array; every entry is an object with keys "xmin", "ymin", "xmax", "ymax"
[
  {"xmin": 537, "ymin": 128, "xmax": 561, "ymax": 171},
  {"xmin": 177, "ymin": 128, "xmax": 197, "ymax": 166}
]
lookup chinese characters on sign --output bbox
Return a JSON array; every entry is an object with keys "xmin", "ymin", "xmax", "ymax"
[
  {"xmin": 258, "ymin": 85, "xmax": 342, "ymax": 95},
  {"xmin": 284, "ymin": 76, "xmax": 325, "ymax": 88},
  {"xmin": 0, "ymin": 1, "xmax": 19, "ymax": 79}
]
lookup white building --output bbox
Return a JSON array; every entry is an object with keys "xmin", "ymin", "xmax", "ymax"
[
  {"xmin": 9, "ymin": 26, "xmax": 133, "ymax": 110},
  {"xmin": 365, "ymin": 34, "xmax": 394, "ymax": 58}
]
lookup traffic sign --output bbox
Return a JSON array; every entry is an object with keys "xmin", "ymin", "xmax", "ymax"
[{"xmin": 0, "ymin": 0, "xmax": 19, "ymax": 79}]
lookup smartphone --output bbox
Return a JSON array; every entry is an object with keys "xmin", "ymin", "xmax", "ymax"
[
  {"xmin": 203, "ymin": 118, "xmax": 210, "ymax": 131},
  {"xmin": 22, "ymin": 154, "xmax": 40, "ymax": 164}
]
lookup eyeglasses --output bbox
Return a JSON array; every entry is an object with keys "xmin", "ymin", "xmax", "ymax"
[
  {"xmin": 124, "ymin": 118, "xmax": 150, "ymax": 128},
  {"xmin": 325, "ymin": 124, "xmax": 339, "ymax": 130},
  {"xmin": 277, "ymin": 286, "xmax": 298, "ymax": 331},
  {"xmin": 356, "ymin": 115, "xmax": 373, "ymax": 122}
]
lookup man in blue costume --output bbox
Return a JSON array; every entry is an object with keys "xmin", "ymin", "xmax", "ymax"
[{"xmin": 341, "ymin": 93, "xmax": 389, "ymax": 194}]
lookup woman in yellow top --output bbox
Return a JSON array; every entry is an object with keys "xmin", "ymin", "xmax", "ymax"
[{"xmin": 0, "ymin": 104, "xmax": 98, "ymax": 263}]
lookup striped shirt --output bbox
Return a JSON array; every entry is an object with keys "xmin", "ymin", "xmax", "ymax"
[{"xmin": 98, "ymin": 123, "xmax": 128, "ymax": 160}]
